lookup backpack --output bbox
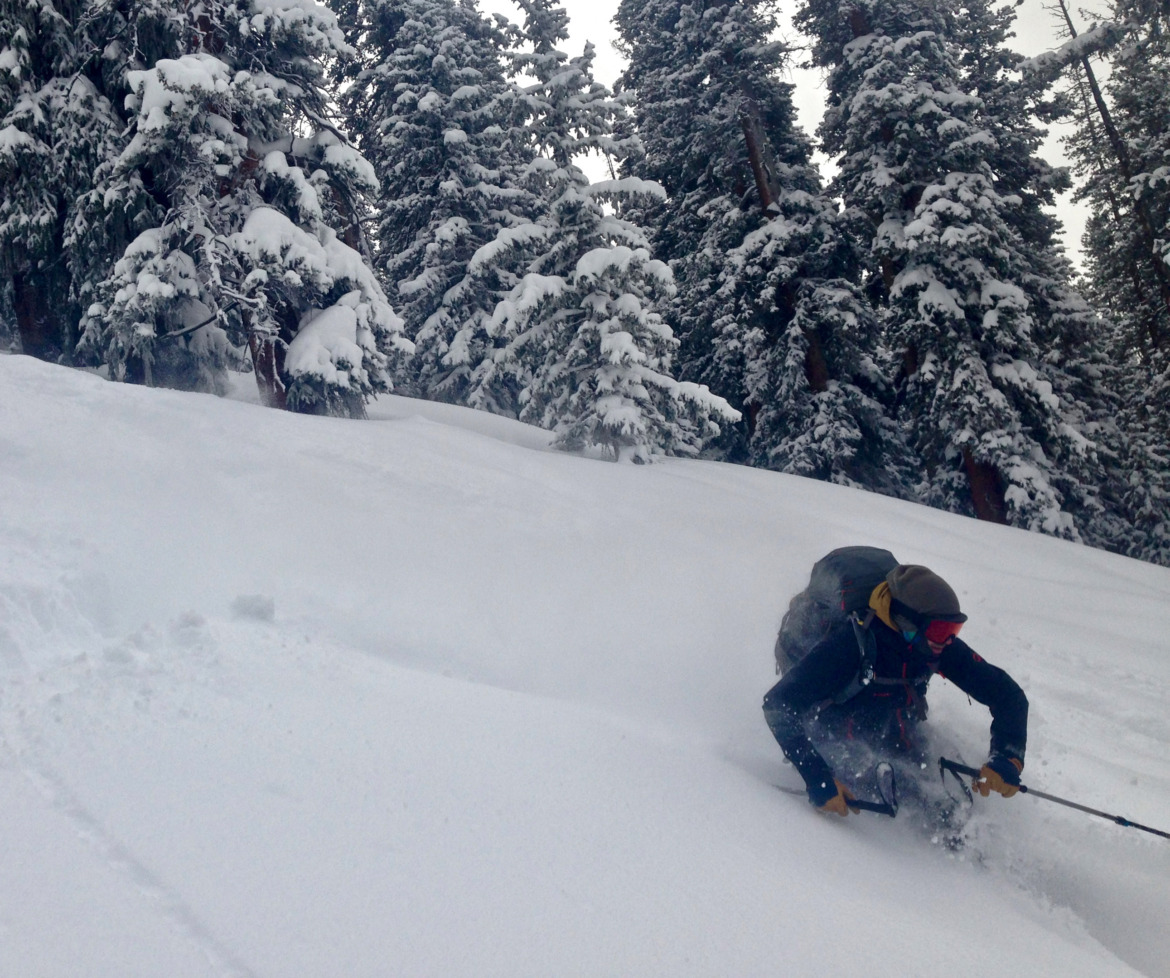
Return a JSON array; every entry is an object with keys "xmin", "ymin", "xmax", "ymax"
[{"xmin": 773, "ymin": 546, "xmax": 899, "ymax": 675}]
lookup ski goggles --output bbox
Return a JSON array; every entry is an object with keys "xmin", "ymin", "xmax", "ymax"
[{"xmin": 924, "ymin": 619, "xmax": 964, "ymax": 645}]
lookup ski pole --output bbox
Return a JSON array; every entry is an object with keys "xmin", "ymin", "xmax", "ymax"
[
  {"xmin": 776, "ymin": 784, "xmax": 897, "ymax": 817},
  {"xmin": 938, "ymin": 757, "xmax": 1170, "ymax": 840}
]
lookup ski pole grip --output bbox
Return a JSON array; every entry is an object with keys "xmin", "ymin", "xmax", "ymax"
[
  {"xmin": 847, "ymin": 799, "xmax": 897, "ymax": 817},
  {"xmin": 939, "ymin": 757, "xmax": 1170, "ymax": 839},
  {"xmin": 939, "ymin": 757, "xmax": 981, "ymax": 779},
  {"xmin": 940, "ymin": 756, "xmax": 1031, "ymax": 794}
]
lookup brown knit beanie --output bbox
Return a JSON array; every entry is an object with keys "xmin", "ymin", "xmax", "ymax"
[{"xmin": 886, "ymin": 565, "xmax": 967, "ymax": 623}]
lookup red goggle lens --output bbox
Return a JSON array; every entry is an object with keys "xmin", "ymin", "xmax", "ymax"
[{"xmin": 925, "ymin": 619, "xmax": 963, "ymax": 645}]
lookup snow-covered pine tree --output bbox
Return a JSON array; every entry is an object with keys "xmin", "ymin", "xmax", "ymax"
[
  {"xmin": 613, "ymin": 0, "xmax": 914, "ymax": 489},
  {"xmin": 336, "ymin": 0, "xmax": 542, "ymax": 410},
  {"xmin": 1106, "ymin": 368, "xmax": 1170, "ymax": 565},
  {"xmin": 613, "ymin": 0, "xmax": 797, "ymax": 433},
  {"xmin": 797, "ymin": 0, "xmax": 1106, "ymax": 538},
  {"xmin": 77, "ymin": 0, "xmax": 408, "ymax": 414},
  {"xmin": 613, "ymin": 0, "xmax": 778, "ymax": 280},
  {"xmin": 951, "ymin": 0, "xmax": 1139, "ymax": 557},
  {"xmin": 481, "ymin": 0, "xmax": 737, "ymax": 460},
  {"xmin": 1049, "ymin": 0, "xmax": 1170, "ymax": 365},
  {"xmin": 0, "ymin": 0, "xmax": 141, "ymax": 362},
  {"xmin": 1051, "ymin": 0, "xmax": 1170, "ymax": 562}
]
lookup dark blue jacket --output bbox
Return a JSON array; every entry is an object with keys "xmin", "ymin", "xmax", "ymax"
[{"xmin": 763, "ymin": 617, "xmax": 1028, "ymax": 804}]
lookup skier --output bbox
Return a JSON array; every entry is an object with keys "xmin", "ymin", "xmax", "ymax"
[{"xmin": 763, "ymin": 564, "xmax": 1028, "ymax": 816}]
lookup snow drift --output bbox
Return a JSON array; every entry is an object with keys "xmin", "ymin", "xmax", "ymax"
[{"xmin": 1, "ymin": 354, "xmax": 1167, "ymax": 977}]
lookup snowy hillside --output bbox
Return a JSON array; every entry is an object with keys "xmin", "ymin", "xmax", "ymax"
[{"xmin": 2, "ymin": 353, "xmax": 1168, "ymax": 978}]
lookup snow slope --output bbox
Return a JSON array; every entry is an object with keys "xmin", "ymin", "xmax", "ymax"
[{"xmin": 2, "ymin": 353, "xmax": 1167, "ymax": 978}]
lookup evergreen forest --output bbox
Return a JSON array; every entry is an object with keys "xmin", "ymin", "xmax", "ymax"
[{"xmin": 2, "ymin": 0, "xmax": 1168, "ymax": 564}]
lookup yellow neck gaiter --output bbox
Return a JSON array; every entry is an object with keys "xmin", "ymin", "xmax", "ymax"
[{"xmin": 869, "ymin": 582, "xmax": 898, "ymax": 630}]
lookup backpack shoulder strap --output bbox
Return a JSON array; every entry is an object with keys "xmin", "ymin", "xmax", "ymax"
[{"xmin": 829, "ymin": 610, "xmax": 878, "ymax": 705}]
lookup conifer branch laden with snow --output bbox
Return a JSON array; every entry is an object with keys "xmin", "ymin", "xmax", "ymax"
[{"xmin": 515, "ymin": 244, "xmax": 739, "ymax": 462}]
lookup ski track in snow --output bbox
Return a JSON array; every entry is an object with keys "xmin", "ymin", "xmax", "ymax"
[
  {"xmin": 3, "ymin": 704, "xmax": 257, "ymax": 978},
  {"xmin": 1, "ymin": 354, "xmax": 1168, "ymax": 978},
  {"xmin": 0, "ymin": 567, "xmax": 257, "ymax": 977}
]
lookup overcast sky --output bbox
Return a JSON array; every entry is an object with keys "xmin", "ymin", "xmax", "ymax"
[{"xmin": 482, "ymin": 0, "xmax": 1114, "ymax": 269}]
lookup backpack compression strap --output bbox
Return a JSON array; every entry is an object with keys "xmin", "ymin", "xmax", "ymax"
[
  {"xmin": 830, "ymin": 610, "xmax": 930, "ymax": 718},
  {"xmin": 829, "ymin": 609, "xmax": 879, "ymax": 705}
]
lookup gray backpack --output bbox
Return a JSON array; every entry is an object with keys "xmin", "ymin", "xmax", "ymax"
[{"xmin": 773, "ymin": 546, "xmax": 899, "ymax": 675}]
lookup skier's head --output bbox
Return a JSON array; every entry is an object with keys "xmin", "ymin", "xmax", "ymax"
[{"xmin": 886, "ymin": 565, "xmax": 967, "ymax": 644}]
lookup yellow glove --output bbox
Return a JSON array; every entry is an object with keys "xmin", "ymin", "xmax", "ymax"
[
  {"xmin": 818, "ymin": 779, "xmax": 857, "ymax": 816},
  {"xmin": 973, "ymin": 757, "xmax": 1023, "ymax": 798}
]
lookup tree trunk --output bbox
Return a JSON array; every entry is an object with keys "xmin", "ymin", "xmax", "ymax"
[
  {"xmin": 1059, "ymin": 0, "xmax": 1170, "ymax": 346},
  {"xmin": 962, "ymin": 448, "xmax": 1008, "ymax": 524},
  {"xmin": 804, "ymin": 330, "xmax": 830, "ymax": 392},
  {"xmin": 847, "ymin": 6, "xmax": 871, "ymax": 37},
  {"xmin": 738, "ymin": 100, "xmax": 780, "ymax": 214},
  {"xmin": 248, "ymin": 316, "xmax": 288, "ymax": 409},
  {"xmin": 11, "ymin": 271, "xmax": 60, "ymax": 360}
]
